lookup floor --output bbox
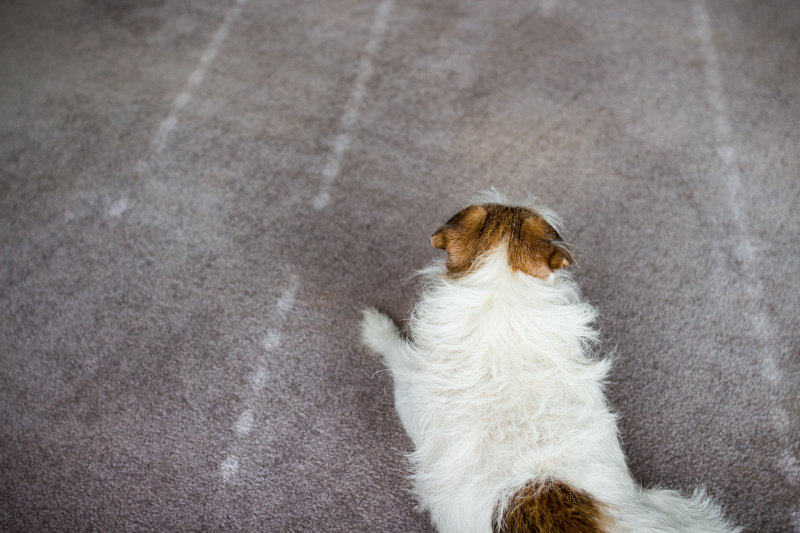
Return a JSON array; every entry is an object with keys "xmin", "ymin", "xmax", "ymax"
[{"xmin": 1, "ymin": 0, "xmax": 798, "ymax": 531}]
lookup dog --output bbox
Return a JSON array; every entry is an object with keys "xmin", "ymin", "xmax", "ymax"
[{"xmin": 360, "ymin": 191, "xmax": 739, "ymax": 533}]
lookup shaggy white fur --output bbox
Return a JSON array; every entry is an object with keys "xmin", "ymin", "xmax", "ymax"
[{"xmin": 360, "ymin": 192, "xmax": 740, "ymax": 533}]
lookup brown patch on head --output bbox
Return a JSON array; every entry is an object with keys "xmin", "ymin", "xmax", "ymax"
[
  {"xmin": 430, "ymin": 204, "xmax": 573, "ymax": 279},
  {"xmin": 494, "ymin": 479, "xmax": 610, "ymax": 533}
]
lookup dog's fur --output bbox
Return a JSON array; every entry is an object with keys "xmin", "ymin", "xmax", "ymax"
[{"xmin": 360, "ymin": 191, "xmax": 740, "ymax": 533}]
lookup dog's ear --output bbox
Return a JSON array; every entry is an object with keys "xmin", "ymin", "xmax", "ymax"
[
  {"xmin": 515, "ymin": 215, "xmax": 573, "ymax": 278},
  {"xmin": 548, "ymin": 243, "xmax": 573, "ymax": 271},
  {"xmin": 430, "ymin": 204, "xmax": 488, "ymax": 273}
]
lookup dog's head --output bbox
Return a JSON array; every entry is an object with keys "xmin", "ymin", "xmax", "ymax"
[{"xmin": 430, "ymin": 203, "xmax": 573, "ymax": 279}]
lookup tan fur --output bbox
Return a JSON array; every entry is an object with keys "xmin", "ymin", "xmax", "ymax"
[
  {"xmin": 494, "ymin": 479, "xmax": 610, "ymax": 533},
  {"xmin": 430, "ymin": 204, "xmax": 573, "ymax": 279}
]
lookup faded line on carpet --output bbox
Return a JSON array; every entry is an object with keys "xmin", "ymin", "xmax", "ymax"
[
  {"xmin": 152, "ymin": 0, "xmax": 249, "ymax": 153},
  {"xmin": 693, "ymin": 0, "xmax": 799, "ymax": 496},
  {"xmin": 108, "ymin": 197, "xmax": 130, "ymax": 217},
  {"xmin": 313, "ymin": 0, "xmax": 394, "ymax": 210},
  {"xmin": 219, "ymin": 274, "xmax": 300, "ymax": 482},
  {"xmin": 110, "ymin": 0, "xmax": 250, "ymax": 217}
]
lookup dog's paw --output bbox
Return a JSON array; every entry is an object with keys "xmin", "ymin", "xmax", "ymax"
[{"xmin": 360, "ymin": 307, "xmax": 399, "ymax": 354}]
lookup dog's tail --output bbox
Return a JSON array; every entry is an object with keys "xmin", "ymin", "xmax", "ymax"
[{"xmin": 494, "ymin": 479, "xmax": 611, "ymax": 533}]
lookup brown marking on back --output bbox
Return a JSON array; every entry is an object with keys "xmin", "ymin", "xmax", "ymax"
[
  {"xmin": 494, "ymin": 479, "xmax": 611, "ymax": 533},
  {"xmin": 430, "ymin": 204, "xmax": 573, "ymax": 279}
]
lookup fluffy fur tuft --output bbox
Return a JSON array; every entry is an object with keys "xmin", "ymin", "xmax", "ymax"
[{"xmin": 361, "ymin": 193, "xmax": 740, "ymax": 533}]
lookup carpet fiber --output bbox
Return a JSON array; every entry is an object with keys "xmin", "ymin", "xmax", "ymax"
[{"xmin": 1, "ymin": 0, "xmax": 798, "ymax": 531}]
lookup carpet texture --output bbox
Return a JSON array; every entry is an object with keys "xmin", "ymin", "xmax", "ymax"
[{"xmin": 1, "ymin": 0, "xmax": 798, "ymax": 531}]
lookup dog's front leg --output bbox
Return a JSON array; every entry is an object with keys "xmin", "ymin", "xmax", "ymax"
[
  {"xmin": 360, "ymin": 308, "xmax": 411, "ymax": 367},
  {"xmin": 360, "ymin": 308, "xmax": 423, "ymax": 445}
]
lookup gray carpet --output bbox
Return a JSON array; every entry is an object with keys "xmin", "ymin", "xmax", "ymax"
[{"xmin": 1, "ymin": 0, "xmax": 798, "ymax": 531}]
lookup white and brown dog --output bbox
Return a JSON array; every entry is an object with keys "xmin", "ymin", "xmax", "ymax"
[{"xmin": 360, "ymin": 191, "xmax": 739, "ymax": 533}]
